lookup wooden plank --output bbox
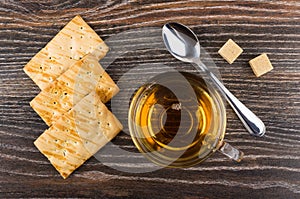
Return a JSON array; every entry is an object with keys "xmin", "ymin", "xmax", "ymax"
[{"xmin": 0, "ymin": 0, "xmax": 299, "ymax": 198}]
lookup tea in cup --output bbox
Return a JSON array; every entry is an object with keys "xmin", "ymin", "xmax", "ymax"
[{"xmin": 129, "ymin": 71, "xmax": 243, "ymax": 167}]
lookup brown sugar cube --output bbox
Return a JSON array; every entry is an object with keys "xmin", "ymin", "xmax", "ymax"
[
  {"xmin": 218, "ymin": 39, "xmax": 243, "ymax": 64},
  {"xmin": 249, "ymin": 53, "xmax": 273, "ymax": 77}
]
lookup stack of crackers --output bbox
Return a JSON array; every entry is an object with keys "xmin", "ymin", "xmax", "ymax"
[{"xmin": 24, "ymin": 16, "xmax": 123, "ymax": 179}]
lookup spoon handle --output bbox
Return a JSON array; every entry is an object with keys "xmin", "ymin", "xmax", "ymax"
[{"xmin": 196, "ymin": 61, "xmax": 266, "ymax": 137}]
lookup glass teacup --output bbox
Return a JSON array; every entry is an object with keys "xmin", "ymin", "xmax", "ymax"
[{"xmin": 128, "ymin": 71, "xmax": 243, "ymax": 167}]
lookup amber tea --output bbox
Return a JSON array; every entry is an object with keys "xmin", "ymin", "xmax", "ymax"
[{"xmin": 129, "ymin": 72, "xmax": 226, "ymax": 167}]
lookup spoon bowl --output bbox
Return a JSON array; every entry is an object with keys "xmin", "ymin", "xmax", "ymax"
[{"xmin": 162, "ymin": 23, "xmax": 200, "ymax": 63}]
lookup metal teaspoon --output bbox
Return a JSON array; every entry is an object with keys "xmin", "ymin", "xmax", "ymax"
[{"xmin": 162, "ymin": 22, "xmax": 265, "ymax": 137}]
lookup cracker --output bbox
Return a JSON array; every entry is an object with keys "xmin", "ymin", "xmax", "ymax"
[
  {"xmin": 23, "ymin": 15, "xmax": 109, "ymax": 90},
  {"xmin": 218, "ymin": 39, "xmax": 243, "ymax": 64},
  {"xmin": 30, "ymin": 54, "xmax": 119, "ymax": 126},
  {"xmin": 249, "ymin": 53, "xmax": 273, "ymax": 77},
  {"xmin": 34, "ymin": 91, "xmax": 123, "ymax": 179}
]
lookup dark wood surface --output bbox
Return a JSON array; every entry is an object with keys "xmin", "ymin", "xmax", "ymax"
[{"xmin": 0, "ymin": 0, "xmax": 299, "ymax": 198}]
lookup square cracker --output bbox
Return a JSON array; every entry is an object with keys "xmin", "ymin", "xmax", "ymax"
[
  {"xmin": 218, "ymin": 39, "xmax": 243, "ymax": 64},
  {"xmin": 23, "ymin": 15, "xmax": 109, "ymax": 90},
  {"xmin": 34, "ymin": 91, "xmax": 123, "ymax": 179},
  {"xmin": 30, "ymin": 54, "xmax": 119, "ymax": 126}
]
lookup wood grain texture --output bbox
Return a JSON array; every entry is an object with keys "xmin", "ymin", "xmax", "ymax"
[{"xmin": 0, "ymin": 0, "xmax": 299, "ymax": 198}]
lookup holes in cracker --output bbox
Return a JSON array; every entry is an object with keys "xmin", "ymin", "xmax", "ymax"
[
  {"xmin": 70, "ymin": 47, "xmax": 73, "ymax": 50},
  {"xmin": 86, "ymin": 71, "xmax": 92, "ymax": 76},
  {"xmin": 53, "ymin": 101, "xmax": 57, "ymax": 105},
  {"xmin": 49, "ymin": 57, "xmax": 52, "ymax": 60},
  {"xmin": 80, "ymin": 35, "xmax": 83, "ymax": 39},
  {"xmin": 80, "ymin": 26, "xmax": 84, "ymax": 30},
  {"xmin": 98, "ymin": 121, "xmax": 101, "ymax": 125},
  {"xmin": 63, "ymin": 150, "xmax": 67, "ymax": 157},
  {"xmin": 70, "ymin": 57, "xmax": 73, "ymax": 60},
  {"xmin": 107, "ymin": 122, "xmax": 110, "ymax": 127}
]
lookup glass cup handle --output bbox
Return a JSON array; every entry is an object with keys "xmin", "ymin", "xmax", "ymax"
[{"xmin": 218, "ymin": 142, "xmax": 244, "ymax": 162}]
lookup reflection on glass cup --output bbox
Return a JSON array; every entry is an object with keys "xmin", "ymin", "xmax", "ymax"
[{"xmin": 128, "ymin": 71, "xmax": 243, "ymax": 167}]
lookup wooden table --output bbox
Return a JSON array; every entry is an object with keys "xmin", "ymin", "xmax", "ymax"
[{"xmin": 0, "ymin": 0, "xmax": 299, "ymax": 198}]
